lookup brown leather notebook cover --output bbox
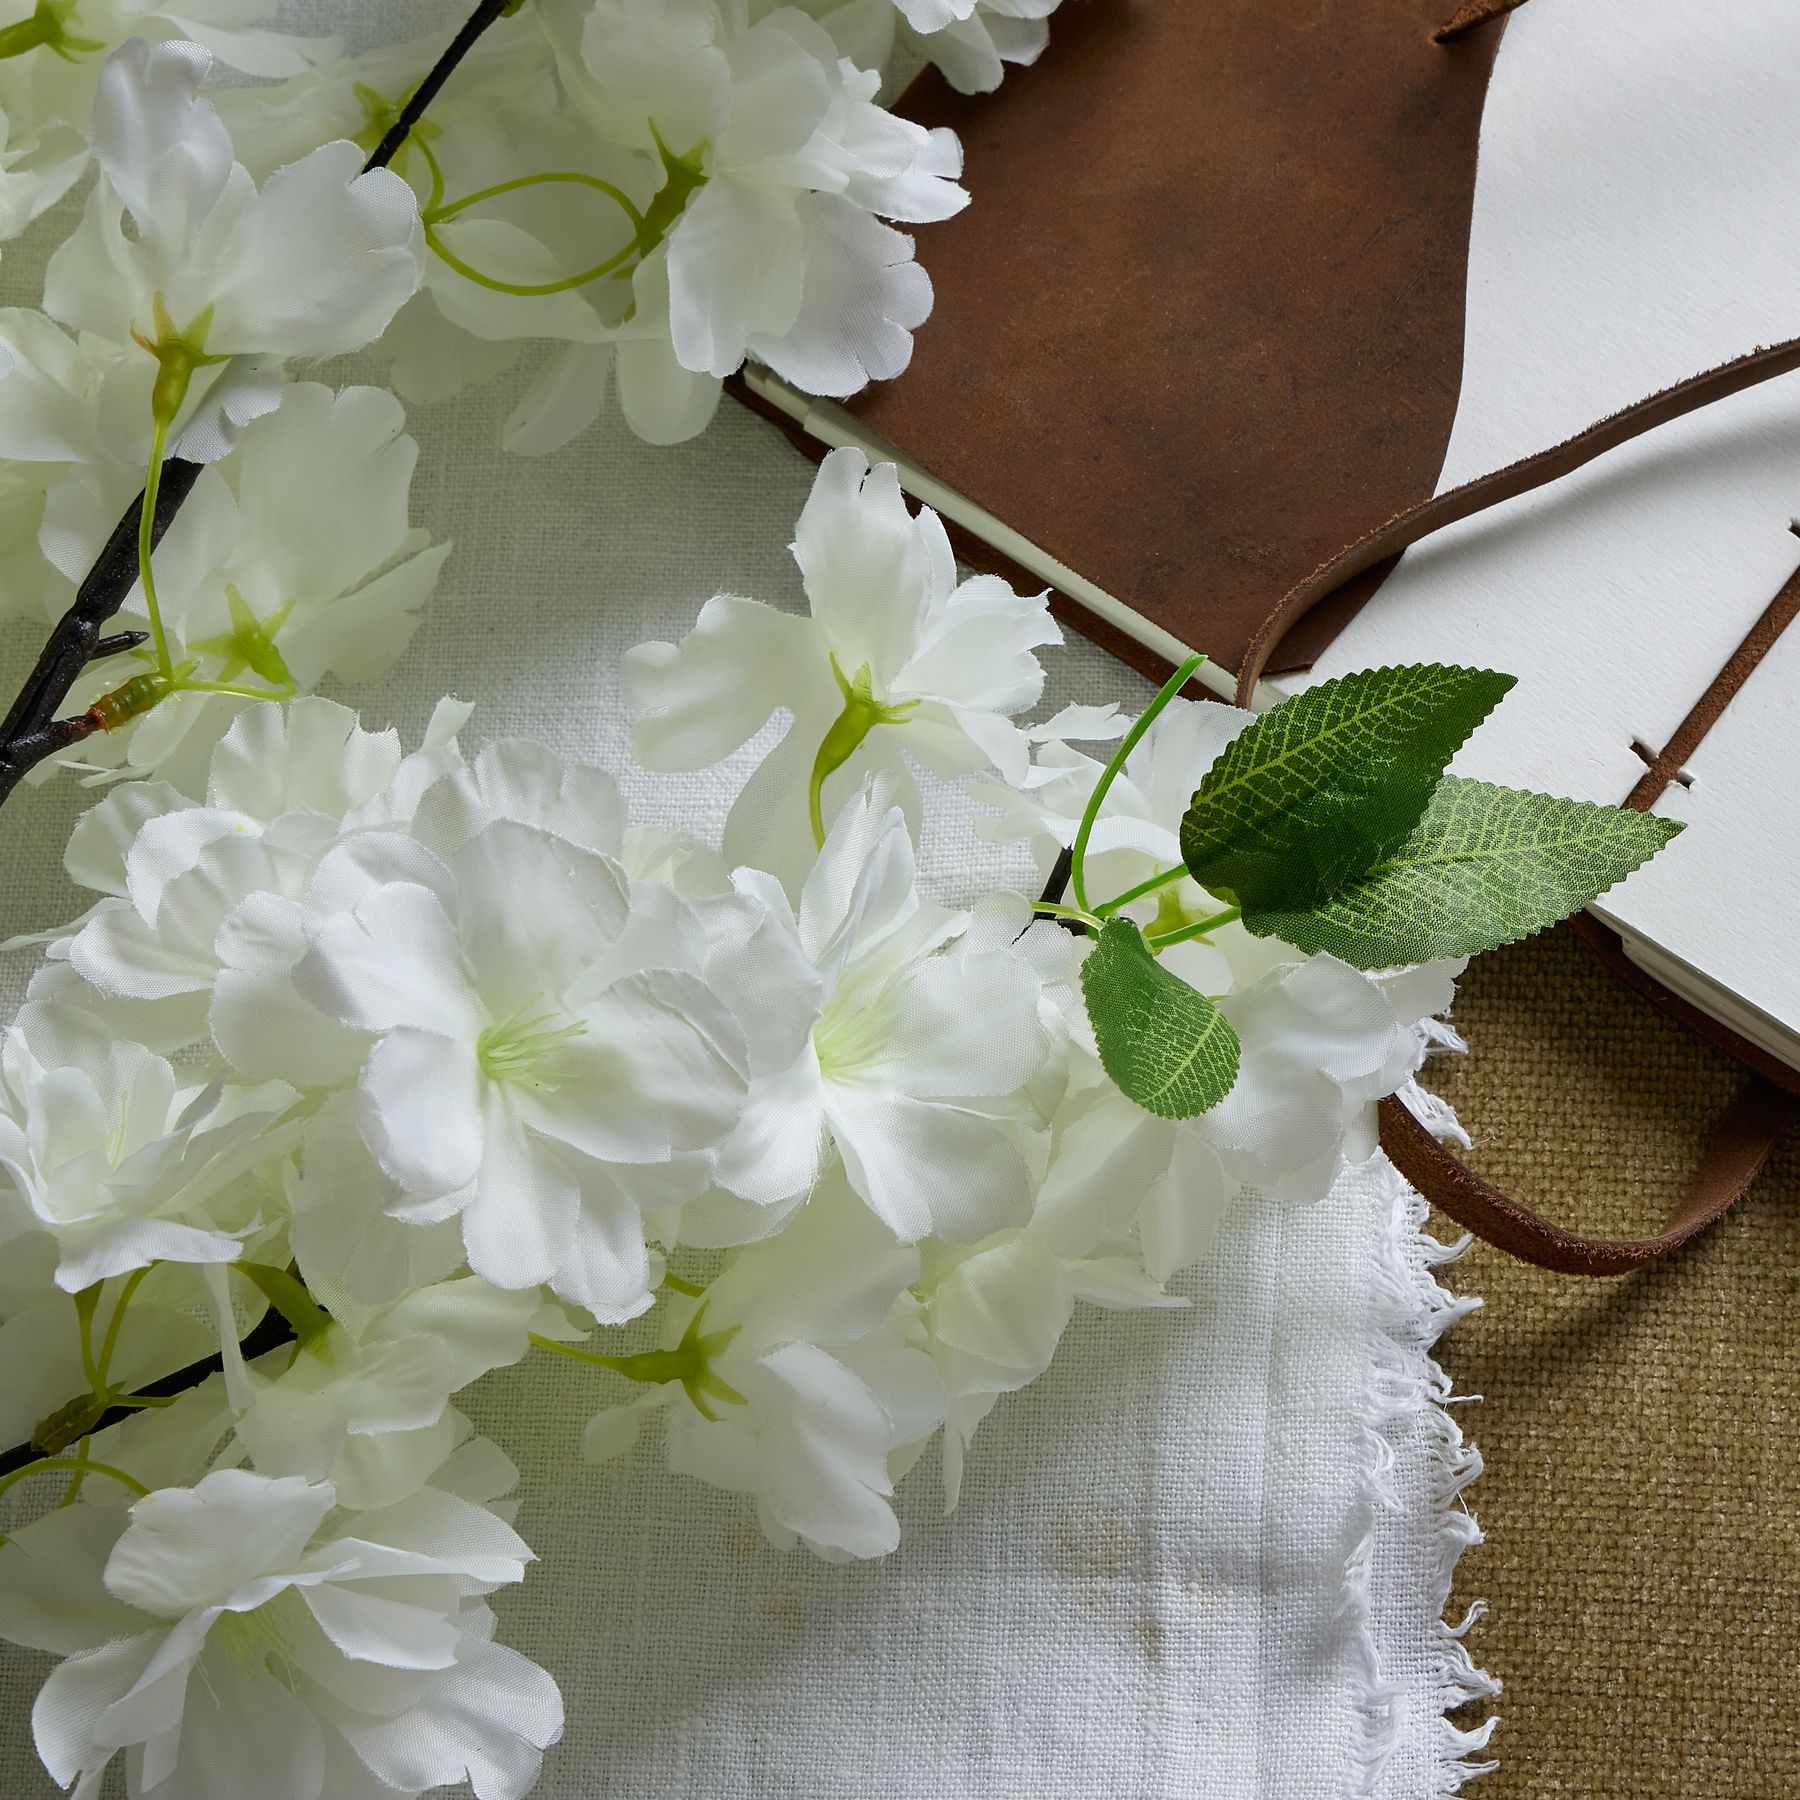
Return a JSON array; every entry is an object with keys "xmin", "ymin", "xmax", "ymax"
[{"xmin": 731, "ymin": 0, "xmax": 1501, "ymax": 686}]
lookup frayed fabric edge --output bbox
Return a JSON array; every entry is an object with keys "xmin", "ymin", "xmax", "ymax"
[{"xmin": 1340, "ymin": 1151, "xmax": 1501, "ymax": 1797}]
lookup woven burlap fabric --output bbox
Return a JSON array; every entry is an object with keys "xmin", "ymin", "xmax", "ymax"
[{"xmin": 1422, "ymin": 927, "xmax": 1800, "ymax": 1796}]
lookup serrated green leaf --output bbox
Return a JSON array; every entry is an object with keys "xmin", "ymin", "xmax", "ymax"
[
  {"xmin": 1080, "ymin": 918, "xmax": 1241, "ymax": 1119},
  {"xmin": 1242, "ymin": 776, "xmax": 1682, "ymax": 967},
  {"xmin": 1180, "ymin": 663, "xmax": 1515, "ymax": 912}
]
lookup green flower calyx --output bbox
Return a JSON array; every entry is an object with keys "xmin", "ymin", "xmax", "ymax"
[
  {"xmin": 130, "ymin": 295, "xmax": 229, "ymax": 429},
  {"xmin": 807, "ymin": 656, "xmax": 920, "ymax": 846},
  {"xmin": 0, "ymin": 0, "xmax": 102, "ymax": 61}
]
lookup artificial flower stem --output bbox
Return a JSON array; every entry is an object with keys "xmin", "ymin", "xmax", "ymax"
[
  {"xmin": 424, "ymin": 167, "xmax": 650, "ymax": 295},
  {"xmin": 0, "ymin": 1455, "xmax": 149, "ymax": 1505},
  {"xmin": 1146, "ymin": 906, "xmax": 1241, "ymax": 951},
  {"xmin": 662, "ymin": 1273, "xmax": 706, "ymax": 1298},
  {"xmin": 135, "ymin": 415, "xmax": 177, "ymax": 677},
  {"xmin": 95, "ymin": 1266, "xmax": 152, "ymax": 1390},
  {"xmin": 429, "ymin": 169, "xmax": 648, "ymax": 236},
  {"xmin": 181, "ymin": 677, "xmax": 297, "ymax": 703},
  {"xmin": 413, "ymin": 132, "xmax": 449, "ymax": 216},
  {"xmin": 71, "ymin": 1285, "xmax": 104, "ymax": 1395},
  {"xmin": 807, "ymin": 657, "xmax": 919, "ymax": 847},
  {"xmin": 0, "ymin": 3, "xmax": 54, "ymax": 58},
  {"xmin": 57, "ymin": 1439, "xmax": 90, "ymax": 1508},
  {"xmin": 1070, "ymin": 653, "xmax": 1207, "ymax": 914},
  {"xmin": 1031, "ymin": 900, "xmax": 1104, "ymax": 933},
  {"xmin": 425, "ymin": 228, "xmax": 640, "ymax": 297},
  {"xmin": 1094, "ymin": 862, "xmax": 1189, "ymax": 918}
]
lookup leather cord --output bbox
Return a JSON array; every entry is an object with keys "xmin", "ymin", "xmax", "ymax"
[
  {"xmin": 1231, "ymin": 335, "xmax": 1800, "ymax": 1273},
  {"xmin": 1378, "ymin": 1077, "xmax": 1793, "ymax": 1274}
]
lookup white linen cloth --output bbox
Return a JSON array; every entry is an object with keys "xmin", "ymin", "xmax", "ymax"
[{"xmin": 0, "ymin": 2, "xmax": 1494, "ymax": 1790}]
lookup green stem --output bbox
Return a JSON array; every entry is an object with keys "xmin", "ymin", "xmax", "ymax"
[
  {"xmin": 1146, "ymin": 905, "xmax": 1240, "ymax": 951},
  {"xmin": 0, "ymin": 6, "xmax": 53, "ymax": 58},
  {"xmin": 180, "ymin": 677, "xmax": 297, "ymax": 703},
  {"xmin": 72, "ymin": 1286, "xmax": 103, "ymax": 1395},
  {"xmin": 426, "ymin": 226, "xmax": 638, "ymax": 296},
  {"xmin": 136, "ymin": 415, "xmax": 175, "ymax": 677},
  {"xmin": 1094, "ymin": 863, "xmax": 1188, "ymax": 918},
  {"xmin": 429, "ymin": 168, "xmax": 647, "ymax": 235},
  {"xmin": 95, "ymin": 1268, "xmax": 150, "ymax": 1390},
  {"xmin": 807, "ymin": 657, "xmax": 918, "ymax": 848},
  {"xmin": 0, "ymin": 1456, "xmax": 149, "ymax": 1505},
  {"xmin": 1070, "ymin": 654, "xmax": 1206, "ymax": 915},
  {"xmin": 423, "ymin": 170, "xmax": 647, "ymax": 297},
  {"xmin": 662, "ymin": 1273, "xmax": 706, "ymax": 1298},
  {"xmin": 528, "ymin": 1331, "xmax": 645, "ymax": 1377},
  {"xmin": 529, "ymin": 1315, "xmax": 745, "ymax": 1421},
  {"xmin": 1031, "ymin": 900, "xmax": 1105, "ymax": 933},
  {"xmin": 414, "ymin": 132, "xmax": 448, "ymax": 217}
]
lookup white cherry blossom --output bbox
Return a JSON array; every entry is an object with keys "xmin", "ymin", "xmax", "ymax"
[
  {"xmin": 43, "ymin": 38, "xmax": 422, "ymax": 458},
  {"xmin": 709, "ymin": 781, "xmax": 1054, "ymax": 1242},
  {"xmin": 627, "ymin": 447, "xmax": 1059, "ymax": 881},
  {"xmin": 0, "ymin": 998, "xmax": 297, "ymax": 1290},
  {"xmin": 37, "ymin": 382, "xmax": 447, "ymax": 787},
  {"xmin": 293, "ymin": 818, "xmax": 754, "ymax": 1319},
  {"xmin": 0, "ymin": 1459, "xmax": 563, "ymax": 1800},
  {"xmin": 0, "ymin": 0, "xmax": 330, "ymax": 244},
  {"xmin": 584, "ymin": 1167, "xmax": 944, "ymax": 1557}
]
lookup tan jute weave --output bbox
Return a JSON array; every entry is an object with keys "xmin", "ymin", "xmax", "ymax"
[{"xmin": 1420, "ymin": 925, "xmax": 1799, "ymax": 1796}]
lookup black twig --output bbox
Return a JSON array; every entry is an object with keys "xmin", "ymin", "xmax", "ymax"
[
  {"xmin": 0, "ymin": 0, "xmax": 516, "ymax": 1478},
  {"xmin": 0, "ymin": 1310, "xmax": 297, "ymax": 1480},
  {"xmin": 0, "ymin": 0, "xmax": 515, "ymax": 809},
  {"xmin": 89, "ymin": 631, "xmax": 150, "ymax": 661},
  {"xmin": 1037, "ymin": 844, "xmax": 1084, "ymax": 931},
  {"xmin": 363, "ymin": 0, "xmax": 513, "ymax": 175}
]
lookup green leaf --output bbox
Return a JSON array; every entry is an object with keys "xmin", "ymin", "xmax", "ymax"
[
  {"xmin": 238, "ymin": 1262, "xmax": 333, "ymax": 1348},
  {"xmin": 1242, "ymin": 776, "xmax": 1683, "ymax": 967},
  {"xmin": 1080, "ymin": 918, "xmax": 1241, "ymax": 1120},
  {"xmin": 1180, "ymin": 663, "xmax": 1515, "ymax": 913}
]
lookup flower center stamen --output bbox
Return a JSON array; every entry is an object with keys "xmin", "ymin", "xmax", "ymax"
[
  {"xmin": 477, "ymin": 1005, "xmax": 586, "ymax": 1088},
  {"xmin": 212, "ymin": 1594, "xmax": 299, "ymax": 1679},
  {"xmin": 813, "ymin": 972, "xmax": 907, "ymax": 1081}
]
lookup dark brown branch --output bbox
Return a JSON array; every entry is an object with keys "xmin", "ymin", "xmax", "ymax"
[
  {"xmin": 0, "ymin": 0, "xmax": 519, "ymax": 1479},
  {"xmin": 90, "ymin": 631, "xmax": 150, "ymax": 661},
  {"xmin": 0, "ymin": 1309, "xmax": 296, "ymax": 1480},
  {"xmin": 0, "ymin": 0, "xmax": 516, "ymax": 807},
  {"xmin": 363, "ymin": 0, "xmax": 514, "ymax": 174}
]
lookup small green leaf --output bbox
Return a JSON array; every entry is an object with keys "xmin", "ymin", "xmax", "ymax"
[
  {"xmin": 1181, "ymin": 663, "xmax": 1515, "ymax": 912},
  {"xmin": 1080, "ymin": 918, "xmax": 1241, "ymax": 1120},
  {"xmin": 1243, "ymin": 776, "xmax": 1683, "ymax": 967},
  {"xmin": 238, "ymin": 1262, "xmax": 333, "ymax": 1348}
]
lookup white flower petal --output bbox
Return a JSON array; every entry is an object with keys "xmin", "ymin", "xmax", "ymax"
[
  {"xmin": 826, "ymin": 1088, "xmax": 1033, "ymax": 1243},
  {"xmin": 102, "ymin": 1470, "xmax": 333, "ymax": 1618},
  {"xmin": 297, "ymin": 881, "xmax": 479, "ymax": 1040},
  {"xmin": 361, "ymin": 1027, "xmax": 485, "ymax": 1199},
  {"xmin": 208, "ymin": 141, "xmax": 423, "ymax": 358},
  {"xmin": 460, "ymin": 1102, "xmax": 579, "ymax": 1291},
  {"xmin": 623, "ymin": 593, "xmax": 819, "ymax": 771}
]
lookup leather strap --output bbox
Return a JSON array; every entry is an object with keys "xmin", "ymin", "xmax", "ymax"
[
  {"xmin": 1231, "ymin": 336, "xmax": 1800, "ymax": 1272},
  {"xmin": 1231, "ymin": 335, "xmax": 1800, "ymax": 707},
  {"xmin": 1378, "ymin": 1078, "xmax": 1793, "ymax": 1273}
]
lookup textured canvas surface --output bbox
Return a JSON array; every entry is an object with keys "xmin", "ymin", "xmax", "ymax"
[{"xmin": 1428, "ymin": 928, "xmax": 1799, "ymax": 1798}]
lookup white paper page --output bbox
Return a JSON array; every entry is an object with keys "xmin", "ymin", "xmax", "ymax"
[{"xmin": 1307, "ymin": 0, "xmax": 1800, "ymax": 1033}]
